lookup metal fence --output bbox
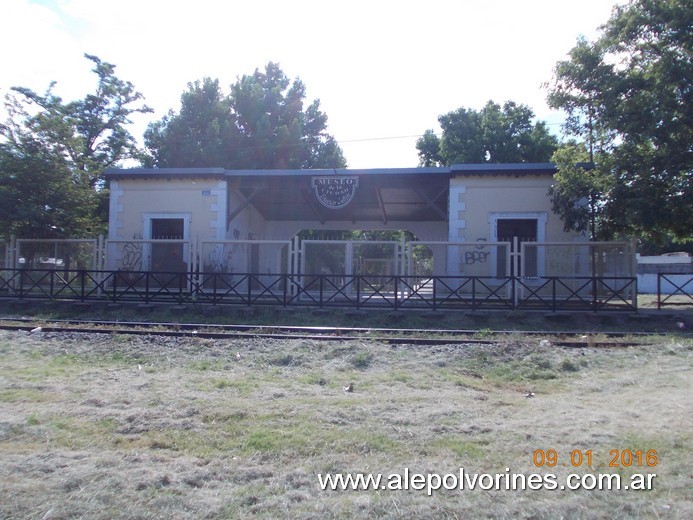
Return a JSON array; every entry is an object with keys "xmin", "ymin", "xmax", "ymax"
[
  {"xmin": 657, "ymin": 273, "xmax": 693, "ymax": 309},
  {"xmin": 0, "ymin": 268, "xmax": 638, "ymax": 311},
  {"xmin": 0, "ymin": 240, "xmax": 7, "ymax": 269},
  {"xmin": 408, "ymin": 241, "xmax": 513, "ymax": 278},
  {"xmin": 0, "ymin": 235, "xmax": 641, "ymax": 311},
  {"xmin": 521, "ymin": 241, "xmax": 635, "ymax": 277},
  {"xmin": 15, "ymin": 238, "xmax": 100, "ymax": 270},
  {"xmin": 300, "ymin": 240, "xmax": 403, "ymax": 299},
  {"xmin": 199, "ymin": 240, "xmax": 292, "ymax": 293}
]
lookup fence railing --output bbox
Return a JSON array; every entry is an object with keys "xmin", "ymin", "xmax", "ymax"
[
  {"xmin": 515, "ymin": 276, "xmax": 637, "ymax": 312},
  {"xmin": 657, "ymin": 273, "xmax": 693, "ymax": 309},
  {"xmin": 0, "ymin": 268, "xmax": 638, "ymax": 312}
]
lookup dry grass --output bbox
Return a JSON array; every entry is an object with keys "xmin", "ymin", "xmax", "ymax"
[{"xmin": 0, "ymin": 330, "xmax": 691, "ymax": 519}]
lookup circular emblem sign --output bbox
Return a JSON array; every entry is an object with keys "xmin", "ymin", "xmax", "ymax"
[{"xmin": 311, "ymin": 176, "xmax": 359, "ymax": 209}]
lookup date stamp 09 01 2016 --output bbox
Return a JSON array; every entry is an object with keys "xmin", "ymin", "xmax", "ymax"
[{"xmin": 533, "ymin": 449, "xmax": 658, "ymax": 469}]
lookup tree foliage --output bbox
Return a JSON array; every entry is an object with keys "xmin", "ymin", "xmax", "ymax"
[
  {"xmin": 548, "ymin": 143, "xmax": 614, "ymax": 239},
  {"xmin": 0, "ymin": 54, "xmax": 151, "ymax": 237},
  {"xmin": 143, "ymin": 78, "xmax": 237, "ymax": 168},
  {"xmin": 416, "ymin": 100, "xmax": 558, "ymax": 166},
  {"xmin": 546, "ymin": 0, "xmax": 692, "ymax": 243},
  {"xmin": 0, "ymin": 137, "xmax": 94, "ymax": 237},
  {"xmin": 144, "ymin": 63, "xmax": 346, "ymax": 169}
]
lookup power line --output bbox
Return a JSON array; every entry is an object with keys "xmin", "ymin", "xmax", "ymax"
[
  {"xmin": 336, "ymin": 122, "xmax": 565, "ymax": 145},
  {"xmin": 242, "ymin": 124, "xmax": 567, "ymax": 152},
  {"xmin": 337, "ymin": 134, "xmax": 436, "ymax": 144}
]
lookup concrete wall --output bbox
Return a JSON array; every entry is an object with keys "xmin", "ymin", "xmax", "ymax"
[
  {"xmin": 447, "ymin": 174, "xmax": 584, "ymax": 276},
  {"xmin": 227, "ymin": 188, "xmax": 266, "ymax": 240},
  {"xmin": 638, "ymin": 273, "xmax": 693, "ymax": 294},
  {"xmin": 449, "ymin": 175, "xmax": 580, "ymax": 244},
  {"xmin": 107, "ymin": 178, "xmax": 226, "ymax": 271},
  {"xmin": 109, "ymin": 178, "xmax": 227, "ymax": 241},
  {"xmin": 636, "ymin": 254, "xmax": 692, "ymax": 293},
  {"xmin": 636, "ymin": 254, "xmax": 692, "ymax": 274}
]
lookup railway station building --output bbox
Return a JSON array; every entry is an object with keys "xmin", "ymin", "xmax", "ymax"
[
  {"xmin": 103, "ymin": 163, "xmax": 606, "ymax": 282},
  {"xmin": 1, "ymin": 164, "xmax": 638, "ymax": 311}
]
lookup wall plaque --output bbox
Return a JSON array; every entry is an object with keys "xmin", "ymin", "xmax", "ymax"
[{"xmin": 311, "ymin": 176, "xmax": 359, "ymax": 209}]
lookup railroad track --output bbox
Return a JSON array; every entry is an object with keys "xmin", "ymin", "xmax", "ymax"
[{"xmin": 0, "ymin": 317, "xmax": 680, "ymax": 347}]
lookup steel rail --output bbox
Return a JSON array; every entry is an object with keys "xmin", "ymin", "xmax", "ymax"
[
  {"xmin": 0, "ymin": 316, "xmax": 673, "ymax": 337},
  {"xmin": 0, "ymin": 317, "xmax": 679, "ymax": 347},
  {"xmin": 0, "ymin": 322, "xmax": 500, "ymax": 345}
]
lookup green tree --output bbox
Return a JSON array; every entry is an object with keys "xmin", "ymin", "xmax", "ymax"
[
  {"xmin": 416, "ymin": 100, "xmax": 558, "ymax": 166},
  {"xmin": 145, "ymin": 62, "xmax": 346, "ymax": 169},
  {"xmin": 0, "ymin": 54, "xmax": 152, "ymax": 236},
  {"xmin": 143, "ymin": 78, "xmax": 238, "ymax": 168},
  {"xmin": 416, "ymin": 129, "xmax": 442, "ymax": 167},
  {"xmin": 0, "ymin": 137, "xmax": 95, "ymax": 237},
  {"xmin": 548, "ymin": 143, "xmax": 613, "ymax": 239},
  {"xmin": 9, "ymin": 54, "xmax": 152, "ymax": 189},
  {"xmin": 546, "ymin": 0, "xmax": 692, "ymax": 243}
]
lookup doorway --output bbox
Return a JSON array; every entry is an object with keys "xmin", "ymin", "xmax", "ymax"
[
  {"xmin": 496, "ymin": 218, "xmax": 538, "ymax": 277},
  {"xmin": 146, "ymin": 216, "xmax": 188, "ymax": 272}
]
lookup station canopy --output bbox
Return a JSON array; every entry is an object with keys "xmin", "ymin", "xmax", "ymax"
[{"xmin": 232, "ymin": 168, "xmax": 452, "ymax": 224}]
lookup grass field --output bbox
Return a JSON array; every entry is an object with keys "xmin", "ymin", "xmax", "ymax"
[{"xmin": 0, "ymin": 328, "xmax": 691, "ymax": 519}]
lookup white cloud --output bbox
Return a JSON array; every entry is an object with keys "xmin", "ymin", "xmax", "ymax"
[{"xmin": 1, "ymin": 0, "xmax": 622, "ymax": 168}]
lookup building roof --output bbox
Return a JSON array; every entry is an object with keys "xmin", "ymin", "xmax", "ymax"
[
  {"xmin": 450, "ymin": 163, "xmax": 557, "ymax": 176},
  {"xmin": 104, "ymin": 167, "xmax": 227, "ymax": 179},
  {"xmin": 104, "ymin": 163, "xmax": 556, "ymax": 180},
  {"xmin": 104, "ymin": 164, "xmax": 557, "ymax": 223}
]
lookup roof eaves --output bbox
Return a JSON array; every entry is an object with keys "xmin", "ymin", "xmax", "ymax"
[
  {"xmin": 104, "ymin": 167, "xmax": 226, "ymax": 179},
  {"xmin": 224, "ymin": 167, "xmax": 452, "ymax": 177},
  {"xmin": 450, "ymin": 163, "xmax": 557, "ymax": 176}
]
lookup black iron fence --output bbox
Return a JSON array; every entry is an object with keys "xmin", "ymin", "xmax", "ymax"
[
  {"xmin": 0, "ymin": 268, "xmax": 638, "ymax": 312},
  {"xmin": 657, "ymin": 273, "xmax": 693, "ymax": 309}
]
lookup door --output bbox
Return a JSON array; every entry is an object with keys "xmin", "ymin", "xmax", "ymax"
[
  {"xmin": 150, "ymin": 218, "xmax": 186, "ymax": 272},
  {"xmin": 496, "ymin": 219, "xmax": 537, "ymax": 277}
]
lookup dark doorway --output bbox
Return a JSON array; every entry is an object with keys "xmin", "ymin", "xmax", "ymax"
[
  {"xmin": 150, "ymin": 218, "xmax": 186, "ymax": 272},
  {"xmin": 496, "ymin": 219, "xmax": 537, "ymax": 277}
]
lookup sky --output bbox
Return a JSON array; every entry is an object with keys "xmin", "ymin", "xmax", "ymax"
[{"xmin": 0, "ymin": 0, "xmax": 624, "ymax": 169}]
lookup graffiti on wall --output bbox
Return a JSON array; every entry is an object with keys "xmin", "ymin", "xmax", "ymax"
[
  {"xmin": 120, "ymin": 242, "xmax": 143, "ymax": 271},
  {"xmin": 464, "ymin": 251, "xmax": 490, "ymax": 264},
  {"xmin": 464, "ymin": 239, "xmax": 489, "ymax": 265},
  {"xmin": 207, "ymin": 244, "xmax": 233, "ymax": 273}
]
